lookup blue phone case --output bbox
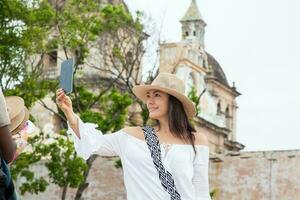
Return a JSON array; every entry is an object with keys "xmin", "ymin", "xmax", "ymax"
[{"xmin": 60, "ymin": 58, "xmax": 74, "ymax": 94}]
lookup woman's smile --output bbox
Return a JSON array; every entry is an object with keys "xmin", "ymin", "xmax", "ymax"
[{"xmin": 149, "ymin": 107, "xmax": 158, "ymax": 112}]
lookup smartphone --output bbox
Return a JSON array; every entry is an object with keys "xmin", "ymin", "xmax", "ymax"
[{"xmin": 60, "ymin": 58, "xmax": 74, "ymax": 94}]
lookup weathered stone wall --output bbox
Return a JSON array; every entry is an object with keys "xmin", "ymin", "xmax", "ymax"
[
  {"xmin": 17, "ymin": 150, "xmax": 300, "ymax": 200},
  {"xmin": 209, "ymin": 150, "xmax": 300, "ymax": 200},
  {"xmin": 16, "ymin": 157, "xmax": 126, "ymax": 200}
]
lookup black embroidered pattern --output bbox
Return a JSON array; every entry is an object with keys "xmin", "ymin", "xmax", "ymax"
[{"xmin": 142, "ymin": 125, "xmax": 181, "ymax": 200}]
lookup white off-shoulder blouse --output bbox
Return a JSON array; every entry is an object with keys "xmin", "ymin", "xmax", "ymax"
[{"xmin": 67, "ymin": 116, "xmax": 212, "ymax": 200}]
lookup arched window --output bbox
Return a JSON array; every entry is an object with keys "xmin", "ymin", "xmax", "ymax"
[
  {"xmin": 225, "ymin": 105, "xmax": 231, "ymax": 130},
  {"xmin": 217, "ymin": 101, "xmax": 221, "ymax": 115},
  {"xmin": 48, "ymin": 50, "xmax": 57, "ymax": 67},
  {"xmin": 225, "ymin": 105, "xmax": 230, "ymax": 117}
]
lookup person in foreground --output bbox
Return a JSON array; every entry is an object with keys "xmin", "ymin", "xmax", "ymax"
[
  {"xmin": 56, "ymin": 72, "xmax": 212, "ymax": 200},
  {"xmin": 0, "ymin": 89, "xmax": 31, "ymax": 200}
]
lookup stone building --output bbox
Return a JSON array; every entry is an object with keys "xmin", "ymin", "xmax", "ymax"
[
  {"xmin": 41, "ymin": 0, "xmax": 143, "ymax": 85},
  {"xmin": 30, "ymin": 0, "xmax": 145, "ymax": 134},
  {"xmin": 158, "ymin": 0, "xmax": 244, "ymax": 154}
]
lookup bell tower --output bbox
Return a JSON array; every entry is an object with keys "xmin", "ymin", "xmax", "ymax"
[{"xmin": 180, "ymin": 0, "xmax": 206, "ymax": 47}]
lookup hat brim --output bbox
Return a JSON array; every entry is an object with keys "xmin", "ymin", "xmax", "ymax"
[
  {"xmin": 9, "ymin": 107, "xmax": 29, "ymax": 135},
  {"xmin": 132, "ymin": 85, "xmax": 196, "ymax": 118},
  {"xmin": 5, "ymin": 96, "xmax": 25, "ymax": 119}
]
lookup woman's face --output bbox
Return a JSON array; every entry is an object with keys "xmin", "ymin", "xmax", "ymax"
[{"xmin": 146, "ymin": 90, "xmax": 169, "ymax": 120}]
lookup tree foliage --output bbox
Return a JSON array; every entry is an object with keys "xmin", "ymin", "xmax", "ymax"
[
  {"xmin": 1, "ymin": 0, "xmax": 147, "ymax": 199},
  {"xmin": 188, "ymin": 86, "xmax": 201, "ymax": 116}
]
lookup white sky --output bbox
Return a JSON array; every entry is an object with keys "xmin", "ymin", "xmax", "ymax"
[{"xmin": 124, "ymin": 0, "xmax": 300, "ymax": 151}]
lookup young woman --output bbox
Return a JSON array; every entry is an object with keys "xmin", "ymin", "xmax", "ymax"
[{"xmin": 56, "ymin": 72, "xmax": 211, "ymax": 200}]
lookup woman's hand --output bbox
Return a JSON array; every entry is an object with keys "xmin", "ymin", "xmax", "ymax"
[
  {"xmin": 56, "ymin": 88, "xmax": 80, "ymax": 137},
  {"xmin": 56, "ymin": 88, "xmax": 73, "ymax": 115}
]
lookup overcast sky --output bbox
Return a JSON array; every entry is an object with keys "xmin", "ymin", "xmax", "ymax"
[{"xmin": 124, "ymin": 0, "xmax": 300, "ymax": 151}]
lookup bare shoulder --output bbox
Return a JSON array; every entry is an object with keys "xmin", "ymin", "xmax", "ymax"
[
  {"xmin": 193, "ymin": 132, "xmax": 209, "ymax": 146},
  {"xmin": 121, "ymin": 126, "xmax": 144, "ymax": 140}
]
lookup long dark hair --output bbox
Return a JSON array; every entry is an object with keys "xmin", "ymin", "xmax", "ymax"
[{"xmin": 154, "ymin": 95, "xmax": 197, "ymax": 155}]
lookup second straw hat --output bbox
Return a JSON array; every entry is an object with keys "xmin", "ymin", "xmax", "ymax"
[{"xmin": 5, "ymin": 96, "xmax": 29, "ymax": 135}]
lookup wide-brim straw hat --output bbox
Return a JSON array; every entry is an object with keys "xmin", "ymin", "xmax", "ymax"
[
  {"xmin": 5, "ymin": 96, "xmax": 30, "ymax": 135},
  {"xmin": 132, "ymin": 72, "xmax": 196, "ymax": 118}
]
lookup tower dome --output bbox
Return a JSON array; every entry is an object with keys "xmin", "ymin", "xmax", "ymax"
[{"xmin": 206, "ymin": 52, "xmax": 229, "ymax": 86}]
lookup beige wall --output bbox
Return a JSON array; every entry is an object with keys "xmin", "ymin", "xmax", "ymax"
[
  {"xmin": 17, "ymin": 150, "xmax": 300, "ymax": 200},
  {"xmin": 210, "ymin": 150, "xmax": 300, "ymax": 200},
  {"xmin": 17, "ymin": 157, "xmax": 126, "ymax": 200}
]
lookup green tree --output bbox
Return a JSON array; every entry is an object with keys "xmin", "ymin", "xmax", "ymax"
[
  {"xmin": 10, "ymin": 86, "xmax": 132, "ymax": 199},
  {"xmin": 1, "ymin": 0, "xmax": 149, "ymax": 199},
  {"xmin": 188, "ymin": 86, "xmax": 207, "ymax": 116}
]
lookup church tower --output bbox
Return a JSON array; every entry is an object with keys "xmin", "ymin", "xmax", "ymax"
[
  {"xmin": 159, "ymin": 0, "xmax": 244, "ymax": 153},
  {"xmin": 180, "ymin": 0, "xmax": 206, "ymax": 47}
]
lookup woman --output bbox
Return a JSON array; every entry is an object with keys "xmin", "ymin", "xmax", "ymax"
[{"xmin": 56, "ymin": 72, "xmax": 211, "ymax": 200}]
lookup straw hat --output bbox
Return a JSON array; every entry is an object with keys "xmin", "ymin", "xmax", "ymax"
[
  {"xmin": 5, "ymin": 96, "xmax": 30, "ymax": 135},
  {"xmin": 132, "ymin": 72, "xmax": 196, "ymax": 118}
]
